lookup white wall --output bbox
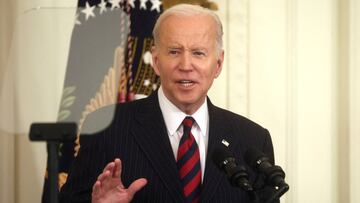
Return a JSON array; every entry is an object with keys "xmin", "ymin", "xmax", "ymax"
[
  {"xmin": 349, "ymin": 0, "xmax": 360, "ymax": 202},
  {"xmin": 0, "ymin": 1, "xmax": 75, "ymax": 202},
  {"xmin": 0, "ymin": 1, "xmax": 17, "ymax": 202},
  {"xmin": 1, "ymin": 0, "xmax": 359, "ymax": 202},
  {"xmin": 211, "ymin": 0, "xmax": 357, "ymax": 202}
]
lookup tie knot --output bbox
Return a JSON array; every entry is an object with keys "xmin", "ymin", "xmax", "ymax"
[{"xmin": 182, "ymin": 116, "xmax": 195, "ymax": 128}]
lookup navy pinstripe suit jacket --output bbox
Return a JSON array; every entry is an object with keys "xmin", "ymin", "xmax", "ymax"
[{"xmin": 59, "ymin": 92, "xmax": 275, "ymax": 203}]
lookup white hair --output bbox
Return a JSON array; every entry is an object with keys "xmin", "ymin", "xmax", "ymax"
[{"xmin": 152, "ymin": 4, "xmax": 223, "ymax": 55}]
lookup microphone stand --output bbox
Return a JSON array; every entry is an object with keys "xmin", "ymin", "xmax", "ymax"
[
  {"xmin": 47, "ymin": 141, "xmax": 60, "ymax": 203},
  {"xmin": 29, "ymin": 122, "xmax": 77, "ymax": 203}
]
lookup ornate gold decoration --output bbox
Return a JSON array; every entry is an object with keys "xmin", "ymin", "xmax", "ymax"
[
  {"xmin": 74, "ymin": 46, "xmax": 125, "ymax": 156},
  {"xmin": 44, "ymin": 171, "xmax": 69, "ymax": 190},
  {"xmin": 58, "ymin": 172, "xmax": 69, "ymax": 189}
]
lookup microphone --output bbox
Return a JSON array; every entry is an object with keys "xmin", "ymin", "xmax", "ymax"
[
  {"xmin": 244, "ymin": 148, "xmax": 289, "ymax": 197},
  {"xmin": 212, "ymin": 145, "xmax": 253, "ymax": 192}
]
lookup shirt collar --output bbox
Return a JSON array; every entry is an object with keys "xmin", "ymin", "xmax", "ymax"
[{"xmin": 158, "ymin": 86, "xmax": 208, "ymax": 137}]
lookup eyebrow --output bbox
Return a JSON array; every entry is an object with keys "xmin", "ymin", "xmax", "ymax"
[
  {"xmin": 167, "ymin": 46, "xmax": 208, "ymax": 52},
  {"xmin": 167, "ymin": 46, "xmax": 182, "ymax": 50}
]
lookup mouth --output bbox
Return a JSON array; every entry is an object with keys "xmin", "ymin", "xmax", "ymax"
[{"xmin": 177, "ymin": 80, "xmax": 196, "ymax": 87}]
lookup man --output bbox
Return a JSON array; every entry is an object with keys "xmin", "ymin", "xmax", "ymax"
[{"xmin": 60, "ymin": 4, "xmax": 275, "ymax": 203}]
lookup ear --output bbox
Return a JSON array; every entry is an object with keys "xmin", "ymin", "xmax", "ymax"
[
  {"xmin": 151, "ymin": 46, "xmax": 160, "ymax": 76},
  {"xmin": 214, "ymin": 50, "xmax": 224, "ymax": 78}
]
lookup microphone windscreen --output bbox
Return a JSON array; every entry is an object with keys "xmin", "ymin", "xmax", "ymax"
[
  {"xmin": 212, "ymin": 145, "xmax": 233, "ymax": 167},
  {"xmin": 244, "ymin": 147, "xmax": 265, "ymax": 168}
]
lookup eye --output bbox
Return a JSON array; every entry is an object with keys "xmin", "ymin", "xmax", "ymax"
[
  {"xmin": 168, "ymin": 49, "xmax": 180, "ymax": 56},
  {"xmin": 193, "ymin": 50, "xmax": 206, "ymax": 57}
]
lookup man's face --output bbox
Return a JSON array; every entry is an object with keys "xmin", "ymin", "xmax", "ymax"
[{"xmin": 152, "ymin": 14, "xmax": 224, "ymax": 114}]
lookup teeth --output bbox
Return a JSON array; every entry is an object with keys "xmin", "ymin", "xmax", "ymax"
[
  {"xmin": 180, "ymin": 80, "xmax": 192, "ymax": 83},
  {"xmin": 179, "ymin": 80, "xmax": 194, "ymax": 87}
]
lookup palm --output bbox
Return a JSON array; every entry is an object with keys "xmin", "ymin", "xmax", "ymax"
[{"xmin": 92, "ymin": 159, "xmax": 147, "ymax": 203}]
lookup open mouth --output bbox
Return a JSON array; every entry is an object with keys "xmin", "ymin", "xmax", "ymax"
[{"xmin": 178, "ymin": 80, "xmax": 195, "ymax": 87}]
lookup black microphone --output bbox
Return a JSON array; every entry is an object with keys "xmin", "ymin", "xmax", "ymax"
[
  {"xmin": 244, "ymin": 148, "xmax": 289, "ymax": 198},
  {"xmin": 212, "ymin": 145, "xmax": 253, "ymax": 192}
]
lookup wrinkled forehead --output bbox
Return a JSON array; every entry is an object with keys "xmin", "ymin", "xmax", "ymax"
[
  {"xmin": 159, "ymin": 14, "xmax": 216, "ymax": 32},
  {"xmin": 158, "ymin": 15, "xmax": 217, "ymax": 47}
]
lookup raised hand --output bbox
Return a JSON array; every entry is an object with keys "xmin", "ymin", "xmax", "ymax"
[{"xmin": 91, "ymin": 158, "xmax": 147, "ymax": 203}]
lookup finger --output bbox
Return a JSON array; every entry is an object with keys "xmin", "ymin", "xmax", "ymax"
[
  {"xmin": 97, "ymin": 170, "xmax": 111, "ymax": 183},
  {"xmin": 92, "ymin": 180, "xmax": 102, "ymax": 198},
  {"xmin": 100, "ymin": 161, "xmax": 116, "ymax": 189},
  {"xmin": 113, "ymin": 158, "xmax": 121, "ymax": 178},
  {"xmin": 113, "ymin": 158, "xmax": 125, "ymax": 189},
  {"xmin": 103, "ymin": 161, "xmax": 116, "ymax": 173},
  {"xmin": 99, "ymin": 170, "xmax": 113, "ymax": 191},
  {"xmin": 127, "ymin": 178, "xmax": 147, "ymax": 197}
]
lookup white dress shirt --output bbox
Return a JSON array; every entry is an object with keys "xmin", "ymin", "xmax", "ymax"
[{"xmin": 158, "ymin": 87, "xmax": 209, "ymax": 181}]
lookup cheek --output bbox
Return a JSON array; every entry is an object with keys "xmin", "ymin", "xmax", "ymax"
[
  {"xmin": 202, "ymin": 64, "xmax": 220, "ymax": 78},
  {"xmin": 156, "ymin": 66, "xmax": 173, "ymax": 84},
  {"xmin": 160, "ymin": 62, "xmax": 179, "ymax": 77}
]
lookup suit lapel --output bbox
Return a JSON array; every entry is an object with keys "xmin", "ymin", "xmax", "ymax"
[
  {"xmin": 131, "ymin": 93, "xmax": 183, "ymax": 201},
  {"xmin": 131, "ymin": 94, "xmax": 241, "ymax": 202},
  {"xmin": 201, "ymin": 99, "xmax": 241, "ymax": 202}
]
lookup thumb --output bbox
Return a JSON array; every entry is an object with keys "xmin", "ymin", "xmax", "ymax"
[{"xmin": 127, "ymin": 178, "xmax": 147, "ymax": 196}]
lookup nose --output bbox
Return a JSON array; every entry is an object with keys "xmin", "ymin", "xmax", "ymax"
[{"xmin": 179, "ymin": 52, "xmax": 193, "ymax": 71}]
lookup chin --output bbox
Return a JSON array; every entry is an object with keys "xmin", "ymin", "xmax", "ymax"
[{"xmin": 180, "ymin": 97, "xmax": 201, "ymax": 106}]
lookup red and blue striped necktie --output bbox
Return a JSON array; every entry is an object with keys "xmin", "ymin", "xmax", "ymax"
[{"xmin": 177, "ymin": 116, "xmax": 202, "ymax": 203}]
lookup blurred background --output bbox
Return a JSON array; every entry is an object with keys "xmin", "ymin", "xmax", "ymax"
[{"xmin": 1, "ymin": 0, "xmax": 359, "ymax": 202}]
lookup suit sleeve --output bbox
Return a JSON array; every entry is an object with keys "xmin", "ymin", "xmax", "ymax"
[{"xmin": 59, "ymin": 134, "xmax": 106, "ymax": 203}]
